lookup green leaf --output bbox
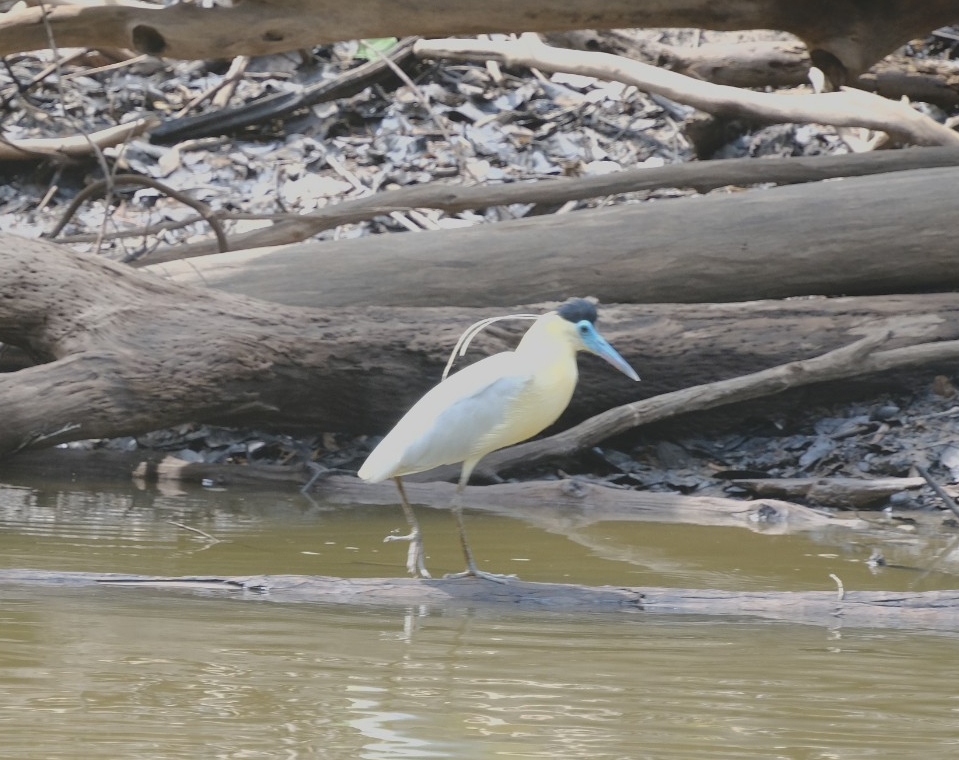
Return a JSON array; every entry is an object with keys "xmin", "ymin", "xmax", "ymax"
[{"xmin": 355, "ymin": 37, "xmax": 399, "ymax": 61}]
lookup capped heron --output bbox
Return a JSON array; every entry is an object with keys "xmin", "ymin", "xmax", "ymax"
[{"xmin": 358, "ymin": 298, "xmax": 639, "ymax": 581}]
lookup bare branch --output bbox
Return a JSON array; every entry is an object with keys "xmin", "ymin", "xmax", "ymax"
[{"xmin": 413, "ymin": 36, "xmax": 959, "ymax": 147}]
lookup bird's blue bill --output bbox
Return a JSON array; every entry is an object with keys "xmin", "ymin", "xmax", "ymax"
[{"xmin": 580, "ymin": 322, "xmax": 640, "ymax": 381}]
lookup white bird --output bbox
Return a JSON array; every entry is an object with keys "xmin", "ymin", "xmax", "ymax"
[{"xmin": 358, "ymin": 298, "xmax": 639, "ymax": 581}]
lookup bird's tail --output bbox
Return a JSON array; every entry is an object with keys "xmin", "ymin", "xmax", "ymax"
[{"xmin": 357, "ymin": 444, "xmax": 392, "ymax": 483}]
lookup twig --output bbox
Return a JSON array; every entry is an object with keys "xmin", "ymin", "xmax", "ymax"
[
  {"xmin": 56, "ymin": 215, "xmax": 205, "ymax": 245},
  {"xmin": 917, "ymin": 465, "xmax": 959, "ymax": 519},
  {"xmin": 36, "ymin": 2, "xmax": 117, "ymax": 254},
  {"xmin": 167, "ymin": 520, "xmax": 221, "ymax": 544},
  {"xmin": 47, "ymin": 174, "xmax": 229, "ymax": 252},
  {"xmin": 61, "ymin": 53, "xmax": 150, "ymax": 80},
  {"xmin": 413, "ymin": 36, "xmax": 959, "ymax": 147},
  {"xmin": 211, "ymin": 55, "xmax": 250, "ymax": 108},
  {"xmin": 371, "ymin": 42, "xmax": 475, "ymax": 179},
  {"xmin": 0, "ymin": 48, "xmax": 87, "ymax": 107},
  {"xmin": 56, "ymin": 212, "xmax": 285, "ymax": 246},
  {"xmin": 174, "ymin": 54, "xmax": 250, "ymax": 117}
]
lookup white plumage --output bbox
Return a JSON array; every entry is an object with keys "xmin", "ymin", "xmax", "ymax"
[{"xmin": 358, "ymin": 299, "xmax": 638, "ymax": 581}]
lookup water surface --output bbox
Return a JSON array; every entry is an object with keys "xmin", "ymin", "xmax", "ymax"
[{"xmin": 1, "ymin": 480, "xmax": 957, "ymax": 758}]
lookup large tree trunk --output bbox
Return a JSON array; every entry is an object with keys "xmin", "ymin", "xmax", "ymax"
[
  {"xmin": 151, "ymin": 166, "xmax": 959, "ymax": 309},
  {"xmin": 1, "ymin": 1, "xmax": 958, "ymax": 80},
  {"xmin": 2, "ymin": 233, "xmax": 959, "ymax": 457}
]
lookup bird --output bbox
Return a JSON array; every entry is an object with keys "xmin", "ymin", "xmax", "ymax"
[{"xmin": 357, "ymin": 298, "xmax": 639, "ymax": 581}]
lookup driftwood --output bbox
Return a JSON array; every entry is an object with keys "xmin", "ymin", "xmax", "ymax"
[
  {"xmin": 150, "ymin": 166, "xmax": 959, "ymax": 308},
  {"xmin": 3, "ymin": 231, "xmax": 959, "ymax": 456},
  {"xmin": 139, "ymin": 148, "xmax": 959, "ymax": 263},
  {"xmin": 3, "ymin": 0, "xmax": 959, "ymax": 82},
  {"xmin": 414, "ymin": 36, "xmax": 959, "ymax": 147},
  {"xmin": 543, "ymin": 30, "xmax": 813, "ymax": 90},
  {"xmin": 546, "ymin": 30, "xmax": 959, "ymax": 109},
  {"xmin": 3, "ymin": 568, "xmax": 959, "ymax": 631}
]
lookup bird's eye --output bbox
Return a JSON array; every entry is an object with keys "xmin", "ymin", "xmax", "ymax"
[{"xmin": 578, "ymin": 323, "xmax": 589, "ymax": 334}]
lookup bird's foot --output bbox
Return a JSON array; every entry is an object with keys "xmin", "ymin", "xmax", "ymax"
[
  {"xmin": 443, "ymin": 567, "xmax": 517, "ymax": 584},
  {"xmin": 384, "ymin": 530, "xmax": 431, "ymax": 579}
]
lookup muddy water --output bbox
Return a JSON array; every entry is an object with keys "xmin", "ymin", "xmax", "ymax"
[{"xmin": 1, "ymin": 480, "xmax": 958, "ymax": 759}]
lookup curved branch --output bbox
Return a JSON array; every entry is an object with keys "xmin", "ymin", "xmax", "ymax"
[
  {"xmin": 47, "ymin": 173, "xmax": 229, "ymax": 253},
  {"xmin": 414, "ymin": 36, "xmax": 959, "ymax": 147},
  {"xmin": 0, "ymin": 116, "xmax": 158, "ymax": 160}
]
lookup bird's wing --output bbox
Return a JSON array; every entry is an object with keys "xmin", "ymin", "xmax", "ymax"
[{"xmin": 359, "ymin": 354, "xmax": 532, "ymax": 481}]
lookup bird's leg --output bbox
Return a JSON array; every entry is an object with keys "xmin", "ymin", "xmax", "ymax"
[
  {"xmin": 383, "ymin": 477, "xmax": 431, "ymax": 579},
  {"xmin": 444, "ymin": 479, "xmax": 517, "ymax": 584},
  {"xmin": 452, "ymin": 501, "xmax": 480, "ymax": 573}
]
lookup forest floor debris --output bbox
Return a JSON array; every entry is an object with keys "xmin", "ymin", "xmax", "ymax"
[{"xmin": 2, "ymin": 27, "xmax": 959, "ymax": 534}]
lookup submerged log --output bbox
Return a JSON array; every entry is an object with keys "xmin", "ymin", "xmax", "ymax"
[
  {"xmin": 3, "ymin": 568, "xmax": 959, "ymax": 632},
  {"xmin": 0, "ymin": 451, "xmax": 864, "ymax": 533}
]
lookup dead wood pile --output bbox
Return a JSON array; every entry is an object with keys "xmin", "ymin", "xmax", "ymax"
[{"xmin": 0, "ymin": 8, "xmax": 959, "ymax": 572}]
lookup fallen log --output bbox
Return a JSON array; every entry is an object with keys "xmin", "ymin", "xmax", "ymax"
[
  {"xmin": 149, "ymin": 166, "xmax": 959, "ymax": 308},
  {"xmin": 4, "ymin": 568, "xmax": 959, "ymax": 631},
  {"xmin": 2, "ymin": 0, "xmax": 958, "ymax": 81},
  {"xmin": 4, "ymin": 233, "xmax": 959, "ymax": 455},
  {"xmin": 140, "ymin": 147, "xmax": 959, "ymax": 263}
]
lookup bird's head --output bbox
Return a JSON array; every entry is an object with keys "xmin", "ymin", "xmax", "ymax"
[{"xmin": 555, "ymin": 298, "xmax": 640, "ymax": 381}]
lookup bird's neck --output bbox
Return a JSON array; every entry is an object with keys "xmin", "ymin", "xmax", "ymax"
[
  {"xmin": 512, "ymin": 315, "xmax": 580, "ymax": 424},
  {"xmin": 514, "ymin": 315, "xmax": 578, "ymax": 372}
]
